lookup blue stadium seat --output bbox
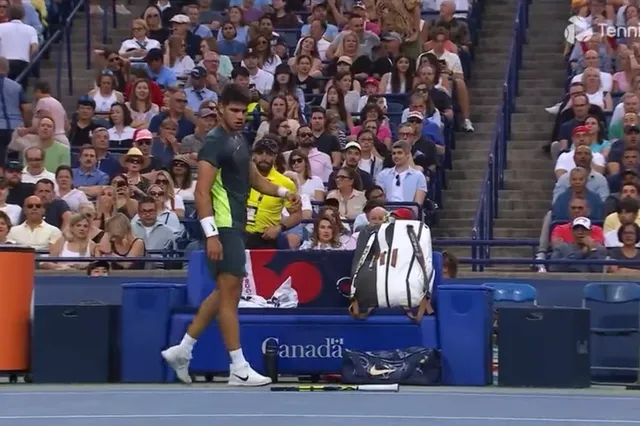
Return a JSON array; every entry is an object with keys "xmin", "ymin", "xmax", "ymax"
[
  {"xmin": 483, "ymin": 282, "xmax": 537, "ymax": 306},
  {"xmin": 583, "ymin": 282, "xmax": 640, "ymax": 380}
]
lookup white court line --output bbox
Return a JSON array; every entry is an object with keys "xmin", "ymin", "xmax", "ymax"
[
  {"xmin": 2, "ymin": 388, "xmax": 640, "ymax": 402},
  {"xmin": 0, "ymin": 414, "xmax": 639, "ymax": 423}
]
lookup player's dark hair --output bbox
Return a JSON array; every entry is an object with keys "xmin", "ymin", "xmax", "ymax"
[{"xmin": 219, "ymin": 83, "xmax": 251, "ymax": 106}]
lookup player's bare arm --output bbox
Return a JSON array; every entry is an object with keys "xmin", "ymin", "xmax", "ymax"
[
  {"xmin": 195, "ymin": 160, "xmax": 224, "ymax": 260},
  {"xmin": 249, "ymin": 162, "xmax": 302, "ymax": 212}
]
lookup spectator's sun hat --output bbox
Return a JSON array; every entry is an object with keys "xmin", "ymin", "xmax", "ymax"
[
  {"xmin": 134, "ymin": 128, "xmax": 153, "ymax": 142},
  {"xmin": 170, "ymin": 14, "xmax": 190, "ymax": 24},
  {"xmin": 337, "ymin": 56, "xmax": 353, "ymax": 66},
  {"xmin": 172, "ymin": 155, "xmax": 191, "ymax": 167},
  {"xmin": 344, "ymin": 141, "xmax": 361, "ymax": 151},
  {"xmin": 120, "ymin": 147, "xmax": 151, "ymax": 169},
  {"xmin": 381, "ymin": 32, "xmax": 403, "ymax": 43},
  {"xmin": 572, "ymin": 216, "xmax": 592, "ymax": 230}
]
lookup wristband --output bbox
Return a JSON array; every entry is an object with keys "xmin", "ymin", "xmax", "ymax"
[
  {"xmin": 276, "ymin": 186, "xmax": 290, "ymax": 198},
  {"xmin": 200, "ymin": 216, "xmax": 219, "ymax": 238}
]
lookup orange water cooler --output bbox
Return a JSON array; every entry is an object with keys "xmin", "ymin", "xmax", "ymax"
[{"xmin": 0, "ymin": 246, "xmax": 35, "ymax": 372}]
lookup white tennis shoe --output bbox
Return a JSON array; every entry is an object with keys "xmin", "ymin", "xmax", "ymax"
[
  {"xmin": 161, "ymin": 345, "xmax": 193, "ymax": 384},
  {"xmin": 228, "ymin": 363, "xmax": 272, "ymax": 387}
]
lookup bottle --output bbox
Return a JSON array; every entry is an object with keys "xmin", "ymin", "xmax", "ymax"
[{"xmin": 264, "ymin": 339, "xmax": 279, "ymax": 384}]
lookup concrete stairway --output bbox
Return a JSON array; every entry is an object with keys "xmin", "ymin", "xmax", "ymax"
[
  {"xmin": 436, "ymin": 0, "xmax": 568, "ymax": 260},
  {"xmin": 36, "ymin": 4, "xmax": 144, "ymax": 112}
]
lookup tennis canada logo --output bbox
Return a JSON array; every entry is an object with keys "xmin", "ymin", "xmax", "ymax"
[
  {"xmin": 564, "ymin": 16, "xmax": 592, "ymax": 44},
  {"xmin": 261, "ymin": 337, "xmax": 344, "ymax": 359}
]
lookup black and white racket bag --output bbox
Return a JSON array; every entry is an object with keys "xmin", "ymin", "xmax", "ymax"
[{"xmin": 348, "ymin": 220, "xmax": 435, "ymax": 321}]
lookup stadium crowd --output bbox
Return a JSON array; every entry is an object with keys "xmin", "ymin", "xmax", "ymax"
[
  {"xmin": 541, "ymin": 0, "xmax": 640, "ymax": 274},
  {"xmin": 0, "ymin": 0, "xmax": 472, "ymax": 274}
]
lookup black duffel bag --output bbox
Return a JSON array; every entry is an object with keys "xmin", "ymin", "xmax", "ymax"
[{"xmin": 341, "ymin": 347, "xmax": 441, "ymax": 385}]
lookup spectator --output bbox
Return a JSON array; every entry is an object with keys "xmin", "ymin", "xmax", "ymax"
[
  {"xmin": 218, "ymin": 21, "xmax": 247, "ymax": 60},
  {"xmin": 0, "ymin": 179, "xmax": 20, "ymax": 224},
  {"xmin": 91, "ymin": 127, "xmax": 121, "ymax": 178},
  {"xmin": 131, "ymin": 129, "xmax": 163, "ymax": 175},
  {"xmin": 95, "ymin": 213, "xmax": 146, "ymax": 270},
  {"xmin": 301, "ymin": 5, "xmax": 338, "ymax": 42},
  {"xmin": 280, "ymin": 170, "xmax": 312, "ymax": 249},
  {"xmin": 0, "ymin": 56, "xmax": 31, "ymax": 164},
  {"xmin": 299, "ymin": 215, "xmax": 345, "ymax": 250},
  {"xmin": 34, "ymin": 178, "xmax": 70, "ymax": 230},
  {"xmin": 8, "ymin": 195, "xmax": 61, "ymax": 250},
  {"xmin": 0, "ymin": 210, "xmax": 11, "ymax": 243},
  {"xmin": 286, "ymin": 149, "xmax": 325, "ymax": 201},
  {"xmin": 130, "ymin": 196, "xmax": 176, "ymax": 251},
  {"xmin": 243, "ymin": 48, "xmax": 274, "ymax": 94},
  {"xmin": 216, "ymin": 7, "xmax": 249, "ymax": 45},
  {"xmin": 605, "ymin": 197, "xmax": 640, "ymax": 248},
  {"xmin": 87, "ymin": 260, "xmax": 110, "ymax": 276},
  {"xmin": 89, "ymin": 71, "xmax": 125, "ymax": 120},
  {"xmin": 181, "ymin": 106, "xmax": 217, "ymax": 161},
  {"xmin": 154, "ymin": 170, "xmax": 185, "ymax": 217},
  {"xmin": 165, "ymin": 34, "xmax": 196, "ymax": 78},
  {"xmin": 185, "ymin": 67, "xmax": 218, "ymax": 111},
  {"xmin": 289, "ymin": 37, "xmax": 324, "ymax": 77},
  {"xmin": 78, "ymin": 202, "xmax": 105, "ymax": 243},
  {"xmin": 185, "ymin": 4, "xmax": 213, "ymax": 39},
  {"xmin": 309, "ymin": 106, "xmax": 342, "ymax": 167},
  {"xmin": 607, "ymin": 147, "xmax": 640, "ymax": 194},
  {"xmin": 44, "ymin": 213, "xmax": 96, "ymax": 271},
  {"xmin": 0, "ymin": 4, "xmax": 38, "ymax": 89},
  {"xmin": 605, "ymin": 180, "xmax": 639, "ymax": 217},
  {"xmin": 68, "ymin": 96, "xmax": 106, "ymax": 147},
  {"xmin": 31, "ymin": 81, "xmax": 69, "ymax": 145},
  {"xmin": 581, "ymin": 67, "xmax": 612, "ymax": 111},
  {"xmin": 151, "ymin": 118, "xmax": 181, "ymax": 168},
  {"xmin": 144, "ymin": 48, "xmax": 178, "ymax": 90},
  {"xmin": 328, "ymin": 141, "xmax": 374, "ymax": 191},
  {"xmin": 119, "ymin": 148, "xmax": 151, "ymax": 200},
  {"xmin": 200, "ymin": 51, "xmax": 231, "ymax": 93},
  {"xmin": 11, "ymin": 116, "xmax": 70, "ymax": 172},
  {"xmin": 571, "ymin": 49, "xmax": 613, "ymax": 92},
  {"xmin": 285, "ymin": 125, "xmax": 332, "ymax": 182},
  {"xmin": 95, "ymin": 184, "xmax": 117, "ymax": 226},
  {"xmin": 397, "ymin": 122, "xmax": 439, "ymax": 175},
  {"xmin": 352, "ymin": 185, "xmax": 387, "ymax": 231},
  {"xmin": 326, "ymin": 15, "xmax": 380, "ymax": 61},
  {"xmin": 610, "ymin": 92, "xmax": 640, "ymax": 138},
  {"xmin": 169, "ymin": 14, "xmax": 202, "ymax": 59},
  {"xmin": 609, "ymin": 223, "xmax": 640, "ymax": 274},
  {"xmin": 21, "ymin": 147, "xmax": 56, "ymax": 188},
  {"xmin": 551, "ymin": 167, "xmax": 603, "ymax": 221},
  {"xmin": 553, "ymin": 147, "xmax": 609, "ymax": 202},
  {"xmin": 583, "ymin": 114, "xmax": 610, "ymax": 158},
  {"xmin": 442, "ymin": 251, "xmax": 459, "ymax": 278},
  {"xmin": 550, "ymin": 217, "xmax": 607, "ymax": 273},
  {"xmin": 55, "ymin": 165, "xmax": 89, "ymax": 213},
  {"xmin": 376, "ymin": 141, "xmax": 428, "ymax": 205},
  {"xmin": 256, "ymin": 96, "xmax": 300, "ymax": 143},
  {"xmin": 126, "ymin": 79, "xmax": 160, "ymax": 129},
  {"xmin": 3, "ymin": 159, "xmax": 33, "ymax": 206},
  {"xmin": 245, "ymin": 137, "xmax": 300, "ymax": 249},
  {"xmin": 348, "ymin": 202, "xmax": 387, "ymax": 246},
  {"xmin": 610, "ymin": 111, "xmax": 639, "ymax": 145},
  {"xmin": 148, "ymin": 88, "xmax": 195, "ymax": 141},
  {"xmin": 326, "ymin": 166, "xmax": 367, "ymax": 220},
  {"xmin": 169, "ymin": 155, "xmax": 196, "ymax": 202},
  {"xmin": 119, "ymin": 19, "xmax": 162, "ymax": 61},
  {"xmin": 553, "ymin": 93, "xmax": 591, "ymax": 158},
  {"xmin": 607, "ymin": 125, "xmax": 640, "ymax": 176},
  {"xmin": 98, "ymin": 49, "xmax": 127, "ymax": 92},
  {"xmin": 108, "ymin": 102, "xmax": 135, "ymax": 149}
]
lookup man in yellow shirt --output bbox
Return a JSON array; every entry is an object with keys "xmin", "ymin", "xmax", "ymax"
[{"xmin": 245, "ymin": 136, "xmax": 302, "ymax": 249}]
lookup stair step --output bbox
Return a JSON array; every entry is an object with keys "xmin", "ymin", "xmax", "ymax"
[
  {"xmin": 498, "ymin": 198, "xmax": 551, "ymax": 213},
  {"xmin": 492, "ymin": 227, "xmax": 542, "ymax": 238}
]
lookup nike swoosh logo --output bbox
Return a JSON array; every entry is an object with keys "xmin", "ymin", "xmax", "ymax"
[
  {"xmin": 369, "ymin": 366, "xmax": 395, "ymax": 376},
  {"xmin": 234, "ymin": 374, "xmax": 249, "ymax": 381}
]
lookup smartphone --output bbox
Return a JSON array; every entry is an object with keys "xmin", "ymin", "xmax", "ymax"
[
  {"xmin": 249, "ymin": 83, "xmax": 256, "ymax": 90},
  {"xmin": 438, "ymin": 60, "xmax": 447, "ymax": 68}
]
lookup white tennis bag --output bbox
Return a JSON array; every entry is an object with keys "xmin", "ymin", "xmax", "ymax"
[{"xmin": 349, "ymin": 220, "xmax": 435, "ymax": 321}]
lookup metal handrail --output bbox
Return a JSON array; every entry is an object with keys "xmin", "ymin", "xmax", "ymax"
[{"xmin": 470, "ymin": 0, "xmax": 529, "ymax": 272}]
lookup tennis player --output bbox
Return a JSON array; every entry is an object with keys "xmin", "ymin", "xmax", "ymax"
[{"xmin": 162, "ymin": 84, "xmax": 301, "ymax": 386}]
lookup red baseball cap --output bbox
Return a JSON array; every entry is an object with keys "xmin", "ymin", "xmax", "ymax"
[
  {"xmin": 391, "ymin": 208, "xmax": 414, "ymax": 220},
  {"xmin": 572, "ymin": 125, "xmax": 589, "ymax": 136},
  {"xmin": 364, "ymin": 77, "xmax": 379, "ymax": 86}
]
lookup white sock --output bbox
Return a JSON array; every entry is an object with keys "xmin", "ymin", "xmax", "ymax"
[
  {"xmin": 180, "ymin": 334, "xmax": 197, "ymax": 351},
  {"xmin": 230, "ymin": 348, "xmax": 247, "ymax": 366}
]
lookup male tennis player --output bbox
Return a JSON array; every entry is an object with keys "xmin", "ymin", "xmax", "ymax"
[{"xmin": 161, "ymin": 84, "xmax": 301, "ymax": 386}]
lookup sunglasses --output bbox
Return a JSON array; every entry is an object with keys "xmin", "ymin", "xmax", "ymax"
[
  {"xmin": 127, "ymin": 158, "xmax": 142, "ymax": 165},
  {"xmin": 172, "ymin": 161, "xmax": 187, "ymax": 167},
  {"xmin": 27, "ymin": 157, "xmax": 42, "ymax": 162},
  {"xmin": 291, "ymin": 157, "xmax": 303, "ymax": 164},
  {"xmin": 156, "ymin": 179, "xmax": 169, "ymax": 184},
  {"xmin": 149, "ymin": 191, "xmax": 164, "ymax": 196},
  {"xmin": 335, "ymin": 175, "xmax": 350, "ymax": 180},
  {"xmin": 133, "ymin": 27, "xmax": 145, "ymax": 31},
  {"xmin": 299, "ymin": 132, "xmax": 312, "ymax": 137},
  {"xmin": 395, "ymin": 175, "xmax": 401, "ymax": 187},
  {"xmin": 26, "ymin": 203, "xmax": 42, "ymax": 209},
  {"xmin": 137, "ymin": 140, "xmax": 152, "ymax": 146},
  {"xmin": 147, "ymin": 13, "xmax": 159, "ymax": 17}
]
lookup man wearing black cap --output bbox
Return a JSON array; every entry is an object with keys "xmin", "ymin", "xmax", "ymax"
[
  {"xmin": 185, "ymin": 66, "xmax": 217, "ymax": 111},
  {"xmin": 162, "ymin": 84, "xmax": 301, "ymax": 387},
  {"xmin": 144, "ymin": 48, "xmax": 177, "ymax": 89},
  {"xmin": 243, "ymin": 48, "xmax": 274, "ymax": 96},
  {"xmin": 3, "ymin": 160, "xmax": 34, "ymax": 206}
]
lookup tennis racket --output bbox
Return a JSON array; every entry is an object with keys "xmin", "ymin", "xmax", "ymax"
[{"xmin": 270, "ymin": 384, "xmax": 399, "ymax": 392}]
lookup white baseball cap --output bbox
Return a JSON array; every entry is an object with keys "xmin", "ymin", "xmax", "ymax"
[{"xmin": 572, "ymin": 216, "xmax": 592, "ymax": 230}]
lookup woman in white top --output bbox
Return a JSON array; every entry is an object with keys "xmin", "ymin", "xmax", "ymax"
[
  {"xmin": 245, "ymin": 34, "xmax": 281, "ymax": 75},
  {"xmin": 288, "ymin": 37, "xmax": 324, "ymax": 76},
  {"xmin": 126, "ymin": 79, "xmax": 160, "ymax": 128},
  {"xmin": 583, "ymin": 66, "xmax": 613, "ymax": 112},
  {"xmin": 44, "ymin": 213, "xmax": 96, "ymax": 271},
  {"xmin": 356, "ymin": 130, "xmax": 384, "ymax": 180},
  {"xmin": 146, "ymin": 184, "xmax": 183, "ymax": 235},
  {"xmin": 89, "ymin": 71, "xmax": 124, "ymax": 119},
  {"xmin": 164, "ymin": 35, "xmax": 195, "ymax": 78},
  {"xmin": 300, "ymin": 216, "xmax": 345, "ymax": 250},
  {"xmin": 169, "ymin": 155, "xmax": 196, "ymax": 202},
  {"xmin": 322, "ymin": 71, "xmax": 360, "ymax": 113},
  {"xmin": 55, "ymin": 166, "xmax": 90, "ymax": 212},
  {"xmin": 379, "ymin": 55, "xmax": 415, "ymax": 95},
  {"xmin": 119, "ymin": 19, "xmax": 161, "ymax": 62},
  {"xmin": 287, "ymin": 149, "xmax": 325, "ymax": 201},
  {"xmin": 0, "ymin": 182, "xmax": 21, "ymax": 225},
  {"xmin": 108, "ymin": 102, "xmax": 136, "ymax": 149},
  {"xmin": 154, "ymin": 170, "xmax": 185, "ymax": 218}
]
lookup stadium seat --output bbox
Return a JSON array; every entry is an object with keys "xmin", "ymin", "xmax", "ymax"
[{"xmin": 483, "ymin": 282, "xmax": 537, "ymax": 306}]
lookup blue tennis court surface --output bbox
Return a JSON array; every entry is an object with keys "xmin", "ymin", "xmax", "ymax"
[{"xmin": 2, "ymin": 385, "xmax": 640, "ymax": 425}]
